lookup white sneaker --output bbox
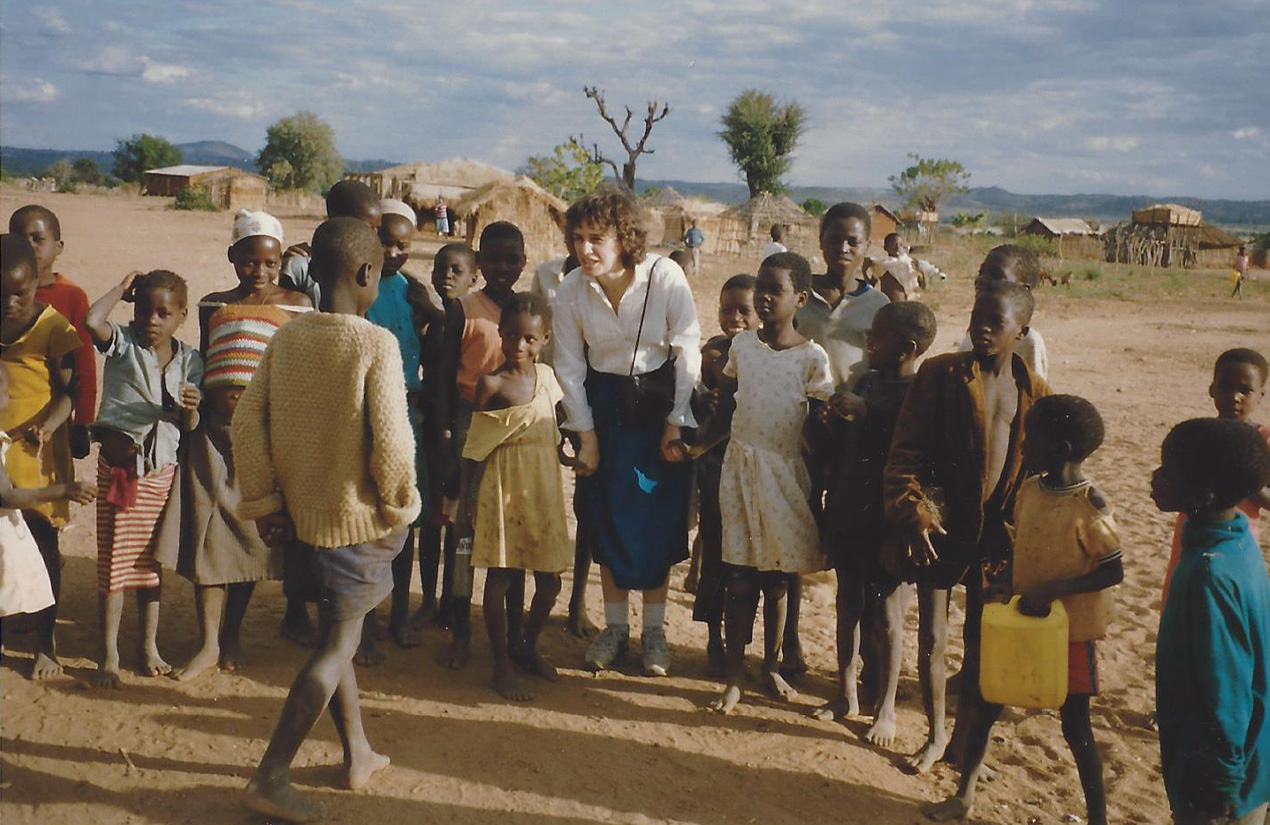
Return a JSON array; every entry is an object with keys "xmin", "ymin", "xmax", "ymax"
[
  {"xmin": 642, "ymin": 627, "xmax": 671, "ymax": 677},
  {"xmin": 585, "ymin": 626, "xmax": 629, "ymax": 671}
]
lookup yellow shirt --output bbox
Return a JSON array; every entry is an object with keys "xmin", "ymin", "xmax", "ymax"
[
  {"xmin": 1011, "ymin": 476, "xmax": 1121, "ymax": 642},
  {"xmin": 0, "ymin": 305, "xmax": 81, "ymax": 526}
]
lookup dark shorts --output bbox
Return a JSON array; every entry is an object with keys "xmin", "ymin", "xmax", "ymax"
[
  {"xmin": 1068, "ymin": 640, "xmax": 1098, "ymax": 696},
  {"xmin": 286, "ymin": 530, "xmax": 408, "ymax": 622}
]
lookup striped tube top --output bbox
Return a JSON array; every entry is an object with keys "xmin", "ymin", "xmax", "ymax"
[{"xmin": 203, "ymin": 304, "xmax": 293, "ymax": 390}]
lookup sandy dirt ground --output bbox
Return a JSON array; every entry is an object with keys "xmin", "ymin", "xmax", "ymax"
[{"xmin": 2, "ymin": 188, "xmax": 1267, "ymax": 825}]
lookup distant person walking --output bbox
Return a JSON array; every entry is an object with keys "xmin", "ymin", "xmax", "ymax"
[
  {"xmin": 684, "ymin": 219, "xmax": 705, "ymax": 276},
  {"xmin": 1232, "ymin": 245, "xmax": 1249, "ymax": 300},
  {"xmin": 762, "ymin": 224, "xmax": 787, "ymax": 260},
  {"xmin": 435, "ymin": 197, "xmax": 450, "ymax": 237}
]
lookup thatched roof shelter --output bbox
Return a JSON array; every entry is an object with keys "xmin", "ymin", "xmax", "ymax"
[
  {"xmin": 451, "ymin": 176, "xmax": 567, "ymax": 267},
  {"xmin": 345, "ymin": 158, "xmax": 513, "ymax": 213},
  {"xmin": 643, "ymin": 186, "xmax": 686, "ymax": 208},
  {"xmin": 1021, "ymin": 217, "xmax": 1097, "ymax": 238},
  {"xmin": 712, "ymin": 192, "xmax": 814, "ymax": 255},
  {"xmin": 1132, "ymin": 203, "xmax": 1201, "ymax": 227}
]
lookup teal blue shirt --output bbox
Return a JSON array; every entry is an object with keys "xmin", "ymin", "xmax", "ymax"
[
  {"xmin": 365, "ymin": 272, "xmax": 422, "ymax": 393},
  {"xmin": 1157, "ymin": 512, "xmax": 1270, "ymax": 819}
]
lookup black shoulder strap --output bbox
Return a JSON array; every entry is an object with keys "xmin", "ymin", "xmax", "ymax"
[{"xmin": 629, "ymin": 257, "xmax": 662, "ymax": 377}]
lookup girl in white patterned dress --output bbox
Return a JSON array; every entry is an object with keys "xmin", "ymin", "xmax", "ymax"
[{"xmin": 708, "ymin": 252, "xmax": 834, "ymax": 714}]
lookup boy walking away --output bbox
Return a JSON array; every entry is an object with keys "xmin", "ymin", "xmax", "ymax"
[
  {"xmin": 234, "ymin": 218, "xmax": 420, "ymax": 823},
  {"xmin": 884, "ymin": 280, "xmax": 1049, "ymax": 774},
  {"xmin": 1152, "ymin": 419, "xmax": 1270, "ymax": 825},
  {"xmin": 684, "ymin": 219, "xmax": 705, "ymax": 276},
  {"xmin": 1232, "ymin": 245, "xmax": 1250, "ymax": 300},
  {"xmin": 762, "ymin": 224, "xmax": 787, "ymax": 260},
  {"xmin": 925, "ymin": 394, "xmax": 1122, "ymax": 823}
]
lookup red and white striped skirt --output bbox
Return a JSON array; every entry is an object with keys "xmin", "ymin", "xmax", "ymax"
[{"xmin": 96, "ymin": 459, "xmax": 176, "ymax": 594}]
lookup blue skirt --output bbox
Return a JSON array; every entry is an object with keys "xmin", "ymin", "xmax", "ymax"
[{"xmin": 578, "ymin": 369, "xmax": 690, "ymax": 590}]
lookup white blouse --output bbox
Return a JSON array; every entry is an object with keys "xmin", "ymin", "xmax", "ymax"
[{"xmin": 552, "ymin": 253, "xmax": 702, "ymax": 432}]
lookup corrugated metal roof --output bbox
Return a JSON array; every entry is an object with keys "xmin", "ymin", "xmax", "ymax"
[
  {"xmin": 144, "ymin": 165, "xmax": 229, "ymax": 176},
  {"xmin": 1028, "ymin": 217, "xmax": 1096, "ymax": 236}
]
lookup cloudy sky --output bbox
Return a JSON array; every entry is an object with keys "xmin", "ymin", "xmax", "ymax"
[{"xmin": 2, "ymin": 0, "xmax": 1267, "ymax": 198}]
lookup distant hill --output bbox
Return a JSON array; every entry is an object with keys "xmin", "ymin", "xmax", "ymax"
[
  {"xmin": 638, "ymin": 180, "xmax": 1270, "ymax": 228},
  {"xmin": 1, "ymin": 143, "xmax": 400, "ymax": 180},
  {"xmin": 175, "ymin": 140, "xmax": 256, "ymax": 168}
]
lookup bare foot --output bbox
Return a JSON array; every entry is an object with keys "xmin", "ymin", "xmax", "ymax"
[
  {"xmin": 30, "ymin": 650, "xmax": 63, "ymax": 680},
  {"xmin": 706, "ymin": 639, "xmax": 726, "ymax": 678},
  {"xmin": 367, "ymin": 610, "xmax": 386, "ymax": 642},
  {"xmin": 218, "ymin": 640, "xmax": 246, "ymax": 672},
  {"xmin": 141, "ymin": 649, "xmax": 173, "ymax": 677},
  {"xmin": 905, "ymin": 737, "xmax": 949, "ymax": 774},
  {"xmin": 921, "ymin": 797, "xmax": 971, "ymax": 822},
  {"xmin": 865, "ymin": 712, "xmax": 898, "ymax": 747},
  {"xmin": 567, "ymin": 610, "xmax": 599, "ymax": 640},
  {"xmin": 779, "ymin": 647, "xmax": 808, "ymax": 678},
  {"xmin": 281, "ymin": 614, "xmax": 320, "ymax": 648},
  {"xmin": 354, "ymin": 637, "xmax": 386, "ymax": 667},
  {"xmin": 707, "ymin": 683, "xmax": 743, "ymax": 714},
  {"xmin": 389, "ymin": 619, "xmax": 422, "ymax": 649},
  {"xmin": 245, "ymin": 776, "xmax": 321, "ymax": 824},
  {"xmin": 493, "ymin": 664, "xmax": 533, "ymax": 701},
  {"xmin": 764, "ymin": 670, "xmax": 798, "ymax": 701},
  {"xmin": 89, "ymin": 663, "xmax": 122, "ymax": 690},
  {"xmin": 409, "ymin": 602, "xmax": 436, "ymax": 632},
  {"xmin": 512, "ymin": 645, "xmax": 559, "ymax": 682},
  {"xmin": 174, "ymin": 646, "xmax": 220, "ymax": 682},
  {"xmin": 811, "ymin": 696, "xmax": 858, "ymax": 722},
  {"xmin": 441, "ymin": 635, "xmax": 469, "ymax": 670},
  {"xmin": 346, "ymin": 750, "xmax": 390, "ymax": 791}
]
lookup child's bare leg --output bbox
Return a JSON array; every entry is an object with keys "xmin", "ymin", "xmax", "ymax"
[
  {"xmin": 29, "ymin": 518, "xmax": 62, "ymax": 679},
  {"xmin": 355, "ymin": 611, "xmax": 386, "ymax": 667},
  {"xmin": 922, "ymin": 697, "xmax": 1003, "ymax": 821},
  {"xmin": 1060, "ymin": 694, "xmax": 1107, "ymax": 825},
  {"xmin": 684, "ymin": 533, "xmax": 703, "ymax": 593},
  {"xmin": 760, "ymin": 572, "xmax": 796, "ymax": 701},
  {"xmin": 906, "ymin": 584, "xmax": 950, "ymax": 773},
  {"xmin": 567, "ymin": 506, "xmax": 598, "ymax": 638},
  {"xmin": 219, "ymin": 582, "xmax": 256, "ymax": 670},
  {"xmin": 246, "ymin": 614, "xmax": 364, "ymax": 823},
  {"xmin": 91, "ymin": 590, "xmax": 126, "ymax": 689},
  {"xmin": 946, "ymin": 577, "xmax": 984, "ymax": 767},
  {"xmin": 505, "ymin": 571, "xmax": 526, "ymax": 655},
  {"xmin": 443, "ymin": 545, "xmax": 473, "ymax": 669},
  {"xmin": 779, "ymin": 573, "xmax": 807, "ymax": 677},
  {"xmin": 176, "ymin": 584, "xmax": 225, "ymax": 681},
  {"xmin": 516, "ymin": 572, "xmax": 561, "ymax": 681},
  {"xmin": 326, "ymin": 658, "xmax": 389, "ymax": 790},
  {"xmin": 865, "ymin": 586, "xmax": 905, "ymax": 747},
  {"xmin": 389, "ymin": 528, "xmax": 421, "ymax": 648},
  {"xmin": 281, "ymin": 544, "xmax": 319, "ymax": 647},
  {"xmin": 709, "ymin": 567, "xmax": 758, "ymax": 714},
  {"xmin": 484, "ymin": 570, "xmax": 530, "ymax": 701},
  {"xmin": 137, "ymin": 585, "xmax": 171, "ymax": 676},
  {"xmin": 436, "ymin": 526, "xmax": 458, "ymax": 629},
  {"xmin": 411, "ymin": 522, "xmax": 442, "ymax": 629},
  {"xmin": 814, "ymin": 575, "xmax": 862, "ymax": 721},
  {"xmin": 282, "ymin": 597, "xmax": 319, "ymax": 647}
]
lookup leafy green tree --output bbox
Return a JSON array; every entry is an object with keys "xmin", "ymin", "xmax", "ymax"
[
  {"xmin": 72, "ymin": 158, "xmax": 102, "ymax": 185},
  {"xmin": 44, "ymin": 159, "xmax": 74, "ymax": 189},
  {"xmin": 524, "ymin": 138, "xmax": 605, "ymax": 202},
  {"xmin": 950, "ymin": 212, "xmax": 985, "ymax": 228},
  {"xmin": 801, "ymin": 198, "xmax": 827, "ymax": 217},
  {"xmin": 256, "ymin": 111, "xmax": 344, "ymax": 192},
  {"xmin": 718, "ymin": 90, "xmax": 807, "ymax": 197},
  {"xmin": 111, "ymin": 134, "xmax": 182, "ymax": 182},
  {"xmin": 888, "ymin": 153, "xmax": 970, "ymax": 215}
]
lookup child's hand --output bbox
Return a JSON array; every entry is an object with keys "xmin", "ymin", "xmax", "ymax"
[
  {"xmin": 660, "ymin": 422, "xmax": 689, "ymax": 464},
  {"xmin": 120, "ymin": 271, "xmax": 143, "ymax": 303},
  {"xmin": 283, "ymin": 242, "xmax": 311, "ymax": 259},
  {"xmin": 253, "ymin": 512, "xmax": 295, "ymax": 546},
  {"xmin": 1018, "ymin": 583, "xmax": 1058, "ymax": 617},
  {"xmin": 179, "ymin": 383, "xmax": 202, "ymax": 411},
  {"xmin": 984, "ymin": 579, "xmax": 1013, "ymax": 604},
  {"xmin": 19, "ymin": 422, "xmax": 49, "ymax": 447},
  {"xmin": 904, "ymin": 519, "xmax": 946, "ymax": 567},
  {"xmin": 63, "ymin": 481, "xmax": 97, "ymax": 505},
  {"xmin": 825, "ymin": 392, "xmax": 867, "ymax": 421},
  {"xmin": 573, "ymin": 430, "xmax": 600, "ymax": 477}
]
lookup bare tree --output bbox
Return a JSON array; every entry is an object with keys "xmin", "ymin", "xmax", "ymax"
[{"xmin": 582, "ymin": 86, "xmax": 670, "ymax": 191}]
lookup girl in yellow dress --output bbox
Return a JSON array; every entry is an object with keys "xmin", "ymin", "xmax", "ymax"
[{"xmin": 458, "ymin": 292, "xmax": 571, "ymax": 702}]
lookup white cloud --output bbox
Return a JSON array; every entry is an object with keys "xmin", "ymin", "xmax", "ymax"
[
  {"xmin": 140, "ymin": 58, "xmax": 191, "ymax": 84},
  {"xmin": 35, "ymin": 8, "xmax": 71, "ymax": 35},
  {"xmin": 182, "ymin": 93, "xmax": 265, "ymax": 120},
  {"xmin": 1084, "ymin": 136, "xmax": 1141, "ymax": 152},
  {"xmin": 8, "ymin": 78, "xmax": 61, "ymax": 102},
  {"xmin": 73, "ymin": 46, "xmax": 190, "ymax": 83},
  {"xmin": 1231, "ymin": 126, "xmax": 1262, "ymax": 140}
]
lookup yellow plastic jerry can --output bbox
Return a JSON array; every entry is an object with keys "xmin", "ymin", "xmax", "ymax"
[{"xmin": 979, "ymin": 596, "xmax": 1069, "ymax": 709}]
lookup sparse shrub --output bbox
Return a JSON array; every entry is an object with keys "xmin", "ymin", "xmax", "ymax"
[
  {"xmin": 1010, "ymin": 233, "xmax": 1058, "ymax": 258},
  {"xmin": 801, "ymin": 198, "xmax": 826, "ymax": 217},
  {"xmin": 171, "ymin": 185, "xmax": 220, "ymax": 212},
  {"xmin": 1080, "ymin": 268, "xmax": 1101, "ymax": 281}
]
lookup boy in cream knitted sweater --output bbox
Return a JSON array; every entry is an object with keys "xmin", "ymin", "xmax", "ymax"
[{"xmin": 234, "ymin": 217, "xmax": 421, "ymax": 823}]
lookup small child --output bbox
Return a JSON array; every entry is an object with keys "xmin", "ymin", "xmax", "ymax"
[
  {"xmin": 816, "ymin": 300, "xmax": 937, "ymax": 747},
  {"xmin": 708, "ymin": 253, "xmax": 834, "ymax": 714},
  {"xmin": 925, "ymin": 394, "xmax": 1122, "ymax": 824},
  {"xmin": 9, "ymin": 205, "xmax": 97, "ymax": 458},
  {"xmin": 415, "ymin": 241, "xmax": 478, "ymax": 631},
  {"xmin": 885, "ymin": 280, "xmax": 1050, "ymax": 773},
  {"xmin": 1152, "ymin": 418, "xmax": 1270, "ymax": 825},
  {"xmin": 163, "ymin": 209, "xmax": 310, "ymax": 681},
  {"xmin": 1162, "ymin": 348, "xmax": 1270, "ymax": 605},
  {"xmin": 1231, "ymin": 245, "xmax": 1249, "ymax": 300},
  {"xmin": 0, "ymin": 233, "xmax": 84, "ymax": 680},
  {"xmin": 692, "ymin": 273, "xmax": 759, "ymax": 673},
  {"xmin": 234, "ymin": 217, "xmax": 420, "ymax": 822},
  {"xmin": 445, "ymin": 221, "xmax": 528, "ymax": 669},
  {"xmin": 0, "ymin": 364, "xmax": 96, "ymax": 628},
  {"xmin": 457, "ymin": 293, "xmax": 570, "ymax": 701},
  {"xmin": 957, "ymin": 244, "xmax": 1049, "ymax": 380},
  {"xmin": 668, "ymin": 249, "xmax": 692, "ymax": 274},
  {"xmin": 280, "ymin": 179, "xmax": 383, "ymax": 308},
  {"xmin": 85, "ymin": 269, "xmax": 202, "ymax": 688}
]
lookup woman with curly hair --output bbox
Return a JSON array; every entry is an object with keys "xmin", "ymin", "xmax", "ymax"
[{"xmin": 553, "ymin": 188, "xmax": 701, "ymax": 676}]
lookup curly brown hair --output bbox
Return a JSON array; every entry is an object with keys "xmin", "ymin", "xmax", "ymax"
[{"xmin": 564, "ymin": 187, "xmax": 648, "ymax": 270}]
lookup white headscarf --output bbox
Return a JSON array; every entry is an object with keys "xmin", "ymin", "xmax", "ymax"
[
  {"xmin": 380, "ymin": 198, "xmax": 417, "ymax": 226},
  {"xmin": 230, "ymin": 209, "xmax": 284, "ymax": 246}
]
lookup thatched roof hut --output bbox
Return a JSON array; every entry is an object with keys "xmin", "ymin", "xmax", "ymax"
[
  {"xmin": 715, "ymin": 192, "xmax": 814, "ymax": 255},
  {"xmin": 345, "ymin": 159, "xmax": 513, "ymax": 219},
  {"xmin": 450, "ymin": 176, "xmax": 567, "ymax": 267},
  {"xmin": 869, "ymin": 204, "xmax": 902, "ymax": 242},
  {"xmin": 1022, "ymin": 217, "xmax": 1101, "ymax": 260}
]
